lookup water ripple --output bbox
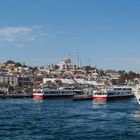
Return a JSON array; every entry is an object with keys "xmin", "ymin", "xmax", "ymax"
[{"xmin": 0, "ymin": 98, "xmax": 140, "ymax": 140}]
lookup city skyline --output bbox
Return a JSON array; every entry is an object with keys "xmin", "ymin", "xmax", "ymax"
[{"xmin": 0, "ymin": 0, "xmax": 140, "ymax": 71}]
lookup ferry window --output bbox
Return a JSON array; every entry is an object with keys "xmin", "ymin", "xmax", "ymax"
[
  {"xmin": 108, "ymin": 92, "xmax": 113, "ymax": 95},
  {"xmin": 114, "ymin": 88, "xmax": 118, "ymax": 91}
]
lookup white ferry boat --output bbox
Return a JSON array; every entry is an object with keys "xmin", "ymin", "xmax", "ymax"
[
  {"xmin": 33, "ymin": 86, "xmax": 82, "ymax": 99},
  {"xmin": 93, "ymin": 86, "xmax": 133, "ymax": 100}
]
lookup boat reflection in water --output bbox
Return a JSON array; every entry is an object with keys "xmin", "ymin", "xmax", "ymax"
[
  {"xmin": 92, "ymin": 99, "xmax": 107, "ymax": 109},
  {"xmin": 33, "ymin": 98, "xmax": 44, "ymax": 104}
]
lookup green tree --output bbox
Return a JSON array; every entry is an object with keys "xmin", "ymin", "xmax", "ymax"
[
  {"xmin": 99, "ymin": 69, "xmax": 105, "ymax": 76},
  {"xmin": 118, "ymin": 75, "xmax": 126, "ymax": 84},
  {"xmin": 83, "ymin": 66, "xmax": 93, "ymax": 74},
  {"xmin": 5, "ymin": 60, "xmax": 15, "ymax": 64},
  {"xmin": 54, "ymin": 65, "xmax": 59, "ymax": 69},
  {"xmin": 111, "ymin": 79, "xmax": 118, "ymax": 85},
  {"xmin": 15, "ymin": 62, "xmax": 22, "ymax": 67},
  {"xmin": 0, "ymin": 82, "xmax": 10, "ymax": 87}
]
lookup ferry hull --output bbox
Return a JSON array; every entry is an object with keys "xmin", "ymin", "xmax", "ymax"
[
  {"xmin": 33, "ymin": 95, "xmax": 44, "ymax": 99},
  {"xmin": 93, "ymin": 96, "xmax": 107, "ymax": 101},
  {"xmin": 93, "ymin": 95, "xmax": 133, "ymax": 100},
  {"xmin": 33, "ymin": 94, "xmax": 73, "ymax": 99}
]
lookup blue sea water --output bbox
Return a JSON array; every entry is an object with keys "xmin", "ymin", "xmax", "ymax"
[{"xmin": 0, "ymin": 98, "xmax": 140, "ymax": 140}]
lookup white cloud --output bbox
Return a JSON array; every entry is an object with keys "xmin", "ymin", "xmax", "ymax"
[
  {"xmin": 0, "ymin": 26, "xmax": 44, "ymax": 47},
  {"xmin": 0, "ymin": 27, "xmax": 32, "ymax": 37},
  {"xmin": 16, "ymin": 44, "xmax": 24, "ymax": 48}
]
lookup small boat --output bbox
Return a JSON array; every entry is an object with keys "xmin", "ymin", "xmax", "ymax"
[
  {"xmin": 33, "ymin": 86, "xmax": 82, "ymax": 99},
  {"xmin": 93, "ymin": 86, "xmax": 133, "ymax": 100}
]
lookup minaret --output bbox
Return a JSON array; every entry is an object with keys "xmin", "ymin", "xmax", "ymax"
[
  {"xmin": 88, "ymin": 59, "xmax": 91, "ymax": 66},
  {"xmin": 76, "ymin": 52, "xmax": 79, "ymax": 68}
]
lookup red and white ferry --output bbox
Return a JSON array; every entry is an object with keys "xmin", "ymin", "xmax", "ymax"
[
  {"xmin": 33, "ymin": 86, "xmax": 82, "ymax": 99},
  {"xmin": 93, "ymin": 86, "xmax": 133, "ymax": 100}
]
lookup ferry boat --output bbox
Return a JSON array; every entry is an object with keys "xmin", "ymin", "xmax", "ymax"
[
  {"xmin": 33, "ymin": 86, "xmax": 82, "ymax": 99},
  {"xmin": 93, "ymin": 86, "xmax": 133, "ymax": 100}
]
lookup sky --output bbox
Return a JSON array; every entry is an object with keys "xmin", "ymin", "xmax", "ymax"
[{"xmin": 0, "ymin": 0, "xmax": 140, "ymax": 71}]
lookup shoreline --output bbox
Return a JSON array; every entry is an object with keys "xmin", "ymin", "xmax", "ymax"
[{"xmin": 0, "ymin": 93, "xmax": 32, "ymax": 98}]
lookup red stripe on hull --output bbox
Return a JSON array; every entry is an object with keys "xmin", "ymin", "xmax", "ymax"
[
  {"xmin": 93, "ymin": 96, "xmax": 107, "ymax": 101},
  {"xmin": 33, "ymin": 95, "xmax": 73, "ymax": 99},
  {"xmin": 33, "ymin": 95, "xmax": 43, "ymax": 99},
  {"xmin": 93, "ymin": 95, "xmax": 133, "ymax": 100}
]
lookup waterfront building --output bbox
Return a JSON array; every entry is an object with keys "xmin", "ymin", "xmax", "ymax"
[
  {"xmin": 0, "ymin": 73, "xmax": 18, "ymax": 86},
  {"xmin": 18, "ymin": 75, "xmax": 33, "ymax": 87},
  {"xmin": 105, "ymin": 70, "xmax": 120, "ymax": 80}
]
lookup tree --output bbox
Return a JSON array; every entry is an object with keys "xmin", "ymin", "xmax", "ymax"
[
  {"xmin": 5, "ymin": 60, "xmax": 15, "ymax": 64},
  {"xmin": 118, "ymin": 75, "xmax": 126, "ymax": 84},
  {"xmin": 118, "ymin": 70, "xmax": 125, "ymax": 74},
  {"xmin": 15, "ymin": 62, "xmax": 22, "ymax": 67},
  {"xmin": 127, "ymin": 71, "xmax": 137, "ymax": 80},
  {"xmin": 83, "ymin": 66, "xmax": 93, "ymax": 74},
  {"xmin": 111, "ymin": 79, "xmax": 118, "ymax": 85},
  {"xmin": 99, "ymin": 69, "xmax": 105, "ymax": 76},
  {"xmin": 0, "ymin": 82, "xmax": 10, "ymax": 87},
  {"xmin": 54, "ymin": 65, "xmax": 59, "ymax": 70}
]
